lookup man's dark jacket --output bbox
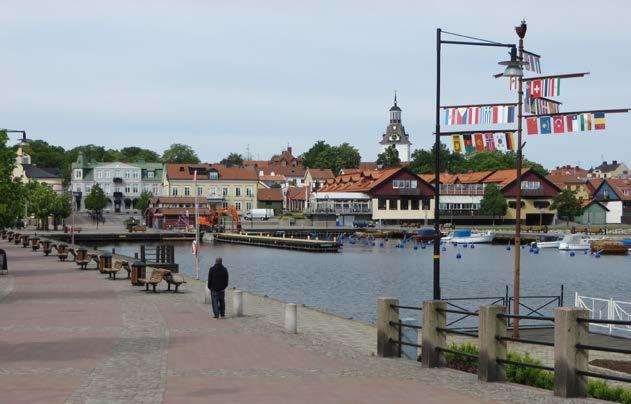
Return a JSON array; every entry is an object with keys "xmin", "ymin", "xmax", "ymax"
[{"xmin": 207, "ymin": 264, "xmax": 229, "ymax": 292}]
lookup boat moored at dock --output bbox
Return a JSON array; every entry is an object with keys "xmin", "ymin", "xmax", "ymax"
[{"xmin": 442, "ymin": 229, "xmax": 494, "ymax": 244}]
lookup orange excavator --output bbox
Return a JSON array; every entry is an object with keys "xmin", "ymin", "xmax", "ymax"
[{"xmin": 198, "ymin": 206, "xmax": 241, "ymax": 232}]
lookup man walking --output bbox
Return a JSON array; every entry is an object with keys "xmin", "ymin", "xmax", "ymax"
[{"xmin": 207, "ymin": 257, "xmax": 229, "ymax": 319}]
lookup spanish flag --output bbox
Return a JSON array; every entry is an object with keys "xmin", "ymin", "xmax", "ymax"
[{"xmin": 594, "ymin": 112, "xmax": 606, "ymax": 130}]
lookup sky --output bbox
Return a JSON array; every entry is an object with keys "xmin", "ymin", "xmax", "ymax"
[{"xmin": 1, "ymin": 0, "xmax": 630, "ymax": 169}]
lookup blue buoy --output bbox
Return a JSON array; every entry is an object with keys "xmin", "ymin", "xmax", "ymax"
[
  {"xmin": 421, "ymin": 244, "xmax": 426, "ymax": 249},
  {"xmin": 534, "ymin": 248, "xmax": 540, "ymax": 255},
  {"xmin": 584, "ymin": 250, "xmax": 588, "ymax": 255},
  {"xmin": 413, "ymin": 246, "xmax": 418, "ymax": 250},
  {"xmin": 470, "ymin": 244, "xmax": 475, "ymax": 249},
  {"xmin": 379, "ymin": 242, "xmax": 384, "ymax": 247},
  {"xmin": 506, "ymin": 246, "xmax": 511, "ymax": 251},
  {"xmin": 570, "ymin": 251, "xmax": 575, "ymax": 257},
  {"xmin": 372, "ymin": 242, "xmax": 376, "ymax": 247},
  {"xmin": 463, "ymin": 244, "xmax": 469, "ymax": 248},
  {"xmin": 456, "ymin": 253, "xmax": 462, "ymax": 259},
  {"xmin": 595, "ymin": 251, "xmax": 601, "ymax": 258},
  {"xmin": 529, "ymin": 248, "xmax": 534, "ymax": 253},
  {"xmin": 442, "ymin": 246, "xmax": 447, "ymax": 252}
]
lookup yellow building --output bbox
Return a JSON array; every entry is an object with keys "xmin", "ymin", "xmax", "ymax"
[
  {"xmin": 12, "ymin": 146, "xmax": 64, "ymax": 193},
  {"xmin": 163, "ymin": 164, "xmax": 258, "ymax": 214}
]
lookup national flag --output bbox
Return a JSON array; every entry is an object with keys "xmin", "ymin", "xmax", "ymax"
[
  {"xmin": 484, "ymin": 133, "xmax": 496, "ymax": 150},
  {"xmin": 530, "ymin": 79, "xmax": 543, "ymax": 98},
  {"xmin": 553, "ymin": 115, "xmax": 565, "ymax": 134},
  {"xmin": 571, "ymin": 114, "xmax": 580, "ymax": 132},
  {"xmin": 526, "ymin": 117, "xmax": 539, "ymax": 135},
  {"xmin": 493, "ymin": 133, "xmax": 507, "ymax": 151},
  {"xmin": 505, "ymin": 132, "xmax": 515, "ymax": 151},
  {"xmin": 463, "ymin": 134, "xmax": 475, "ymax": 153},
  {"xmin": 452, "ymin": 135, "xmax": 462, "ymax": 153},
  {"xmin": 492, "ymin": 106, "xmax": 499, "ymax": 124},
  {"xmin": 583, "ymin": 113, "xmax": 593, "ymax": 131},
  {"xmin": 565, "ymin": 115, "xmax": 573, "ymax": 132},
  {"xmin": 474, "ymin": 133, "xmax": 485, "ymax": 151},
  {"xmin": 507, "ymin": 106, "xmax": 515, "ymax": 123},
  {"xmin": 539, "ymin": 116, "xmax": 552, "ymax": 134},
  {"xmin": 594, "ymin": 112, "xmax": 606, "ymax": 130},
  {"xmin": 444, "ymin": 109, "xmax": 450, "ymax": 125},
  {"xmin": 509, "ymin": 77, "xmax": 518, "ymax": 90}
]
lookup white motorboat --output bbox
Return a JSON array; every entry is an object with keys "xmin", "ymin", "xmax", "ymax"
[
  {"xmin": 442, "ymin": 229, "xmax": 494, "ymax": 244},
  {"xmin": 530, "ymin": 234, "xmax": 564, "ymax": 249},
  {"xmin": 558, "ymin": 234, "xmax": 591, "ymax": 251}
]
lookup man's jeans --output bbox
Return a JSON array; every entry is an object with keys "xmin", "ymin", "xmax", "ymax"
[{"xmin": 211, "ymin": 290, "xmax": 225, "ymax": 318}]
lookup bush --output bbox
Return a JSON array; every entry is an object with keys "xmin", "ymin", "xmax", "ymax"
[{"xmin": 444, "ymin": 343, "xmax": 631, "ymax": 403}]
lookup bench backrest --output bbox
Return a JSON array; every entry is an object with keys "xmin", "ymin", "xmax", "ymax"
[
  {"xmin": 114, "ymin": 261, "xmax": 123, "ymax": 270},
  {"xmin": 149, "ymin": 268, "xmax": 169, "ymax": 282}
]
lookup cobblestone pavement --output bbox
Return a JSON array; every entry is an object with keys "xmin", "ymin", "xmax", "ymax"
[{"xmin": 0, "ymin": 239, "xmax": 601, "ymax": 403}]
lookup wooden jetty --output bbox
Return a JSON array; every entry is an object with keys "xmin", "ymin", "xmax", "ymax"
[
  {"xmin": 214, "ymin": 233, "xmax": 341, "ymax": 252},
  {"xmin": 590, "ymin": 240, "xmax": 629, "ymax": 255}
]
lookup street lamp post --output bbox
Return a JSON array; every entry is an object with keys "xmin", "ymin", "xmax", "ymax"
[{"xmin": 434, "ymin": 29, "xmax": 523, "ymax": 301}]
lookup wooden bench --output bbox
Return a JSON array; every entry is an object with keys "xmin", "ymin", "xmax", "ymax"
[
  {"xmin": 164, "ymin": 272, "xmax": 186, "ymax": 292},
  {"xmin": 138, "ymin": 268, "xmax": 169, "ymax": 292},
  {"xmin": 105, "ymin": 260, "xmax": 131, "ymax": 279}
]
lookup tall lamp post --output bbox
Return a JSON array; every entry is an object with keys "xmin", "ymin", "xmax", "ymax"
[{"xmin": 433, "ymin": 29, "xmax": 524, "ymax": 300}]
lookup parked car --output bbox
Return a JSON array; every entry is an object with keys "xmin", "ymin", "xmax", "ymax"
[{"xmin": 353, "ymin": 219, "xmax": 376, "ymax": 228}]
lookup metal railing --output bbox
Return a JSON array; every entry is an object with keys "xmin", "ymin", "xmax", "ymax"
[
  {"xmin": 575, "ymin": 293, "xmax": 631, "ymax": 336},
  {"xmin": 388, "ymin": 304, "xmax": 422, "ymax": 358}
]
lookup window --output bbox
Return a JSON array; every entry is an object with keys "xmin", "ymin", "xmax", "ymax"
[
  {"xmin": 104, "ymin": 184, "xmax": 111, "ymax": 193},
  {"xmin": 246, "ymin": 202, "xmax": 252, "ymax": 210},
  {"xmin": 197, "ymin": 186, "xmax": 203, "ymax": 196},
  {"xmin": 378, "ymin": 199, "xmax": 387, "ymax": 210},
  {"xmin": 388, "ymin": 199, "xmax": 398, "ymax": 210},
  {"xmin": 124, "ymin": 170, "xmax": 131, "ymax": 179},
  {"xmin": 147, "ymin": 171, "xmax": 154, "ymax": 178},
  {"xmin": 422, "ymin": 199, "xmax": 431, "ymax": 210},
  {"xmin": 85, "ymin": 185, "xmax": 92, "ymax": 193},
  {"xmin": 508, "ymin": 201, "xmax": 525, "ymax": 208},
  {"xmin": 125, "ymin": 185, "xmax": 131, "ymax": 193},
  {"xmin": 235, "ymin": 201, "xmax": 242, "ymax": 210},
  {"xmin": 400, "ymin": 199, "xmax": 409, "ymax": 210},
  {"xmin": 115, "ymin": 170, "xmax": 121, "ymax": 178},
  {"xmin": 209, "ymin": 171, "xmax": 219, "ymax": 180},
  {"xmin": 209, "ymin": 187, "xmax": 218, "ymax": 196},
  {"xmin": 96, "ymin": 170, "xmax": 102, "ymax": 179},
  {"xmin": 222, "ymin": 201, "xmax": 229, "ymax": 209},
  {"xmin": 235, "ymin": 187, "xmax": 241, "ymax": 196},
  {"xmin": 411, "ymin": 199, "xmax": 419, "ymax": 210},
  {"xmin": 105, "ymin": 171, "xmax": 111, "ymax": 178},
  {"xmin": 132, "ymin": 171, "xmax": 139, "ymax": 179},
  {"xmin": 171, "ymin": 187, "xmax": 178, "ymax": 196},
  {"xmin": 132, "ymin": 184, "xmax": 139, "ymax": 194},
  {"xmin": 521, "ymin": 181, "xmax": 541, "ymax": 190},
  {"xmin": 246, "ymin": 187, "xmax": 252, "ymax": 197},
  {"xmin": 184, "ymin": 186, "xmax": 191, "ymax": 196},
  {"xmin": 153, "ymin": 184, "xmax": 160, "ymax": 195},
  {"xmin": 115, "ymin": 186, "xmax": 121, "ymax": 193},
  {"xmin": 222, "ymin": 187, "xmax": 229, "ymax": 196},
  {"xmin": 392, "ymin": 179, "xmax": 418, "ymax": 189},
  {"xmin": 74, "ymin": 169, "xmax": 82, "ymax": 179}
]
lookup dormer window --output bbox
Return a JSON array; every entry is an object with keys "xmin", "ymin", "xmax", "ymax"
[{"xmin": 179, "ymin": 166, "xmax": 185, "ymax": 172}]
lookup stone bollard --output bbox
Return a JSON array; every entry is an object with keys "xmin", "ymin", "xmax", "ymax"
[
  {"xmin": 554, "ymin": 307, "xmax": 589, "ymax": 398},
  {"xmin": 203, "ymin": 286, "xmax": 212, "ymax": 304},
  {"xmin": 233, "ymin": 290, "xmax": 244, "ymax": 317},
  {"xmin": 284, "ymin": 303, "xmax": 297, "ymax": 333},
  {"xmin": 421, "ymin": 300, "xmax": 446, "ymax": 368},
  {"xmin": 400, "ymin": 317, "xmax": 419, "ymax": 360},
  {"xmin": 377, "ymin": 297, "xmax": 399, "ymax": 357},
  {"xmin": 478, "ymin": 304, "xmax": 507, "ymax": 382}
]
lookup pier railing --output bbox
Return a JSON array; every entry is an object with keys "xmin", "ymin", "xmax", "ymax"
[
  {"xmin": 575, "ymin": 293, "xmax": 631, "ymax": 337},
  {"xmin": 377, "ymin": 298, "xmax": 631, "ymax": 399}
]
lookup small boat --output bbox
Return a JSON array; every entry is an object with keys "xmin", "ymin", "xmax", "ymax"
[
  {"xmin": 558, "ymin": 234, "xmax": 592, "ymax": 251},
  {"xmin": 442, "ymin": 229, "xmax": 494, "ymax": 244},
  {"xmin": 590, "ymin": 240, "xmax": 629, "ymax": 255},
  {"xmin": 413, "ymin": 228, "xmax": 443, "ymax": 242},
  {"xmin": 530, "ymin": 234, "xmax": 564, "ymax": 249}
]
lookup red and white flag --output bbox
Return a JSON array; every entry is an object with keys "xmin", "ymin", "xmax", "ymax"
[{"xmin": 529, "ymin": 79, "xmax": 543, "ymax": 98}]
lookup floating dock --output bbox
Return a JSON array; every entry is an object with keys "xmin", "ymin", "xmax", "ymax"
[{"xmin": 214, "ymin": 233, "xmax": 341, "ymax": 252}]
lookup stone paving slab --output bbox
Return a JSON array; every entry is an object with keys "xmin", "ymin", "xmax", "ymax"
[{"xmin": 0, "ymin": 238, "xmax": 602, "ymax": 403}]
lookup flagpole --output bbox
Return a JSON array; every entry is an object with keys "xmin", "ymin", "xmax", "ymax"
[
  {"xmin": 512, "ymin": 20, "xmax": 527, "ymax": 338},
  {"xmin": 194, "ymin": 170, "xmax": 200, "ymax": 280}
]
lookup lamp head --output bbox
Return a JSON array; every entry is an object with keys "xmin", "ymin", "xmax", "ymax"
[{"xmin": 498, "ymin": 46, "xmax": 526, "ymax": 78}]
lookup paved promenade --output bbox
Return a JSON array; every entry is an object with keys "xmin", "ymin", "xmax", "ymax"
[{"xmin": 0, "ymin": 240, "xmax": 597, "ymax": 403}]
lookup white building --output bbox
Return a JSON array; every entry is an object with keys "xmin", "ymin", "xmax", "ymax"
[{"xmin": 378, "ymin": 94, "xmax": 411, "ymax": 163}]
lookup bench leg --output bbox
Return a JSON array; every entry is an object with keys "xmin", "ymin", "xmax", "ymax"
[
  {"xmin": 152, "ymin": 284, "xmax": 156, "ymax": 293},
  {"xmin": 145, "ymin": 284, "xmax": 149, "ymax": 291},
  {"xmin": 113, "ymin": 273, "xmax": 116, "ymax": 280},
  {"xmin": 167, "ymin": 283, "xmax": 171, "ymax": 291},
  {"xmin": 175, "ymin": 285, "xmax": 179, "ymax": 293}
]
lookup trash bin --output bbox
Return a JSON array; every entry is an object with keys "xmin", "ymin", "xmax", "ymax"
[
  {"xmin": 99, "ymin": 252, "xmax": 113, "ymax": 271},
  {"xmin": 41, "ymin": 240, "xmax": 52, "ymax": 256},
  {"xmin": 130, "ymin": 260, "xmax": 146, "ymax": 286},
  {"xmin": 31, "ymin": 237, "xmax": 40, "ymax": 251},
  {"xmin": 21, "ymin": 235, "xmax": 30, "ymax": 248},
  {"xmin": 0, "ymin": 249, "xmax": 7, "ymax": 274}
]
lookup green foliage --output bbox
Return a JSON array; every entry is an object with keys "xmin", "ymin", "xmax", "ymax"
[
  {"xmin": 84, "ymin": 184, "xmax": 107, "ymax": 212},
  {"xmin": 19, "ymin": 139, "xmax": 66, "ymax": 174},
  {"xmin": 0, "ymin": 130, "xmax": 15, "ymax": 182},
  {"xmin": 270, "ymin": 183, "xmax": 282, "ymax": 189},
  {"xmin": 28, "ymin": 183, "xmax": 57, "ymax": 230},
  {"xmin": 480, "ymin": 184, "xmax": 507, "ymax": 224},
  {"xmin": 220, "ymin": 152, "xmax": 244, "ymax": 167},
  {"xmin": 302, "ymin": 140, "xmax": 330, "ymax": 168},
  {"xmin": 589, "ymin": 380, "xmax": 631, "ymax": 404},
  {"xmin": 444, "ymin": 343, "xmax": 478, "ymax": 372},
  {"xmin": 0, "ymin": 130, "xmax": 25, "ymax": 228},
  {"xmin": 409, "ymin": 143, "xmax": 465, "ymax": 174},
  {"xmin": 161, "ymin": 143, "xmax": 200, "ymax": 164},
  {"xmin": 376, "ymin": 145, "xmax": 401, "ymax": 168},
  {"xmin": 134, "ymin": 191, "xmax": 153, "ymax": 215},
  {"xmin": 116, "ymin": 147, "xmax": 161, "ymax": 162},
  {"xmin": 50, "ymin": 192, "xmax": 72, "ymax": 230},
  {"xmin": 504, "ymin": 352, "xmax": 553, "ymax": 390},
  {"xmin": 551, "ymin": 188, "xmax": 583, "ymax": 224},
  {"xmin": 310, "ymin": 142, "xmax": 361, "ymax": 175}
]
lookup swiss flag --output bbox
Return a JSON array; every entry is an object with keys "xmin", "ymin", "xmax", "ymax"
[
  {"xmin": 553, "ymin": 116, "xmax": 565, "ymax": 133},
  {"xmin": 526, "ymin": 117, "xmax": 539, "ymax": 135},
  {"xmin": 530, "ymin": 79, "xmax": 542, "ymax": 98}
]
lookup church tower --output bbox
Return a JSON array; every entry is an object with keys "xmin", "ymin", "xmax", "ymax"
[{"xmin": 379, "ymin": 92, "xmax": 411, "ymax": 162}]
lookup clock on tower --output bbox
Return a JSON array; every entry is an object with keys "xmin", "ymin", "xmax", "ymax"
[{"xmin": 379, "ymin": 92, "xmax": 411, "ymax": 162}]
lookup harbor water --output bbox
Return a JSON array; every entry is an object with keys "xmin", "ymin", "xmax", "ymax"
[{"xmin": 101, "ymin": 240, "xmax": 630, "ymax": 324}]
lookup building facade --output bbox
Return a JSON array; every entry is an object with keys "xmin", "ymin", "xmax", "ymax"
[
  {"xmin": 592, "ymin": 179, "xmax": 631, "ymax": 224},
  {"xmin": 163, "ymin": 164, "xmax": 258, "ymax": 214},
  {"xmin": 589, "ymin": 161, "xmax": 630, "ymax": 179},
  {"xmin": 378, "ymin": 94, "xmax": 411, "ymax": 163},
  {"xmin": 12, "ymin": 147, "xmax": 64, "ymax": 193},
  {"xmin": 70, "ymin": 154, "xmax": 164, "ymax": 212}
]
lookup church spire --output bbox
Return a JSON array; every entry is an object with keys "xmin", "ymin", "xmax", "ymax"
[{"xmin": 394, "ymin": 90, "xmax": 397, "ymax": 107}]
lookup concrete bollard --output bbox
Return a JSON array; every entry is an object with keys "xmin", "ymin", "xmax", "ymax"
[
  {"xmin": 203, "ymin": 286, "xmax": 212, "ymax": 304},
  {"xmin": 233, "ymin": 290, "xmax": 244, "ymax": 317},
  {"xmin": 421, "ymin": 300, "xmax": 446, "ymax": 368},
  {"xmin": 377, "ymin": 297, "xmax": 400, "ymax": 357},
  {"xmin": 478, "ymin": 305, "xmax": 507, "ymax": 382},
  {"xmin": 284, "ymin": 303, "xmax": 297, "ymax": 333},
  {"xmin": 554, "ymin": 307, "xmax": 589, "ymax": 398},
  {"xmin": 400, "ymin": 317, "xmax": 419, "ymax": 360}
]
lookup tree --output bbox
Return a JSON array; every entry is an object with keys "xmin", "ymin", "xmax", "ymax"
[
  {"xmin": 117, "ymin": 147, "xmax": 161, "ymax": 163},
  {"xmin": 84, "ymin": 184, "xmax": 108, "ymax": 229},
  {"xmin": 409, "ymin": 143, "xmax": 465, "ymax": 174},
  {"xmin": 551, "ymin": 188, "xmax": 583, "ymax": 226},
  {"xmin": 51, "ymin": 192, "xmax": 72, "ymax": 231},
  {"xmin": 135, "ymin": 191, "xmax": 153, "ymax": 217},
  {"xmin": 28, "ymin": 183, "xmax": 57, "ymax": 230},
  {"xmin": 480, "ymin": 184, "xmax": 507, "ymax": 226},
  {"xmin": 220, "ymin": 152, "xmax": 244, "ymax": 167},
  {"xmin": 302, "ymin": 140, "xmax": 330, "ymax": 168},
  {"xmin": 0, "ymin": 130, "xmax": 26, "ymax": 229},
  {"xmin": 376, "ymin": 145, "xmax": 401, "ymax": 168},
  {"xmin": 162, "ymin": 143, "xmax": 200, "ymax": 164}
]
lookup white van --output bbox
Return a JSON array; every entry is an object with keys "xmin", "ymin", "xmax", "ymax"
[{"xmin": 244, "ymin": 209, "xmax": 274, "ymax": 221}]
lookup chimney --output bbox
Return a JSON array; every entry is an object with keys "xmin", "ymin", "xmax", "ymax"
[
  {"xmin": 603, "ymin": 161, "xmax": 607, "ymax": 166},
  {"xmin": 613, "ymin": 160, "xmax": 618, "ymax": 165},
  {"xmin": 287, "ymin": 146, "xmax": 292, "ymax": 154}
]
